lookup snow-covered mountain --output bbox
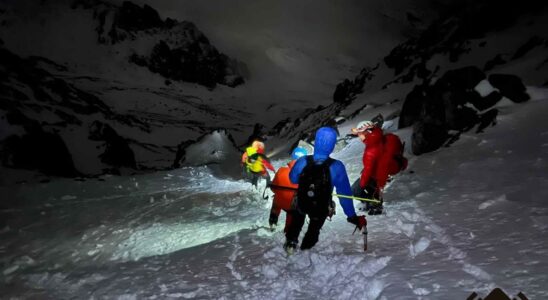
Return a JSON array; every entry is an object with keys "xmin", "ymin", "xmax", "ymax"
[
  {"xmin": 0, "ymin": 0, "xmax": 253, "ymax": 180},
  {"xmin": 265, "ymin": 0, "xmax": 548, "ymax": 158},
  {"xmin": 0, "ymin": 0, "xmax": 440, "ymax": 182},
  {"xmin": 1, "ymin": 1, "xmax": 548, "ymax": 299}
]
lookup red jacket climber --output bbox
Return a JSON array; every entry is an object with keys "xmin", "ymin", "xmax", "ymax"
[{"xmin": 351, "ymin": 118, "xmax": 407, "ymax": 215}]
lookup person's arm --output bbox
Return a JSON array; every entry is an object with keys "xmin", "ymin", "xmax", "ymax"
[
  {"xmin": 359, "ymin": 150, "xmax": 377, "ymax": 188},
  {"xmin": 263, "ymin": 158, "xmax": 275, "ymax": 172},
  {"xmin": 289, "ymin": 156, "xmax": 307, "ymax": 184},
  {"xmin": 330, "ymin": 160, "xmax": 356, "ymax": 218},
  {"xmin": 375, "ymin": 156, "xmax": 390, "ymax": 191}
]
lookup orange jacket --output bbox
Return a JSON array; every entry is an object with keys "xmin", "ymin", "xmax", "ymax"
[{"xmin": 271, "ymin": 160, "xmax": 297, "ymax": 214}]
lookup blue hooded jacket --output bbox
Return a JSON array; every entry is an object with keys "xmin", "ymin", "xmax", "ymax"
[{"xmin": 289, "ymin": 127, "xmax": 356, "ymax": 217}]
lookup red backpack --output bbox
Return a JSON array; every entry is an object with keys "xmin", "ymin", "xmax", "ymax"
[{"xmin": 375, "ymin": 133, "xmax": 408, "ymax": 189}]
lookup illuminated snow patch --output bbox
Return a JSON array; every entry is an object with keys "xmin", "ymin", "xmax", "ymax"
[{"xmin": 112, "ymin": 220, "xmax": 258, "ymax": 261}]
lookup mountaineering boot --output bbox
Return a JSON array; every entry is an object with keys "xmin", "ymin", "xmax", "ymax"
[
  {"xmin": 284, "ymin": 240, "xmax": 297, "ymax": 255},
  {"xmin": 368, "ymin": 201, "xmax": 383, "ymax": 215},
  {"xmin": 268, "ymin": 213, "xmax": 278, "ymax": 230}
]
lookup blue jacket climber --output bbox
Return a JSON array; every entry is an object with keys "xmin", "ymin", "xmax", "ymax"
[
  {"xmin": 284, "ymin": 127, "xmax": 366, "ymax": 253},
  {"xmin": 289, "ymin": 127, "xmax": 356, "ymax": 218}
]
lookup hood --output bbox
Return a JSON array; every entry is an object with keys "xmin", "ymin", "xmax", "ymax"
[
  {"xmin": 364, "ymin": 127, "xmax": 383, "ymax": 147},
  {"xmin": 314, "ymin": 127, "xmax": 337, "ymax": 157}
]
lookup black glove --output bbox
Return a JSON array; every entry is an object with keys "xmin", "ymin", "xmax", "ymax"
[{"xmin": 347, "ymin": 215, "xmax": 367, "ymax": 230}]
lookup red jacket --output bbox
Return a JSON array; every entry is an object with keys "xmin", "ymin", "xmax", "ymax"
[
  {"xmin": 359, "ymin": 127, "xmax": 384, "ymax": 189},
  {"xmin": 257, "ymin": 148, "xmax": 275, "ymax": 173},
  {"xmin": 375, "ymin": 133, "xmax": 407, "ymax": 189}
]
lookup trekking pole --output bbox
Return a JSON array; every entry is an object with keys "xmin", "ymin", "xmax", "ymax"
[{"xmin": 363, "ymin": 227, "xmax": 368, "ymax": 252}]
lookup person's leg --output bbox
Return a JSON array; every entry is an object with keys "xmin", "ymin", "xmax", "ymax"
[
  {"xmin": 364, "ymin": 179, "xmax": 383, "ymax": 215},
  {"xmin": 301, "ymin": 214, "xmax": 327, "ymax": 250},
  {"xmin": 262, "ymin": 172, "xmax": 272, "ymax": 186},
  {"xmin": 285, "ymin": 211, "xmax": 305, "ymax": 247},
  {"xmin": 283, "ymin": 210, "xmax": 293, "ymax": 233},
  {"xmin": 269, "ymin": 200, "xmax": 281, "ymax": 227},
  {"xmin": 251, "ymin": 173, "xmax": 259, "ymax": 188},
  {"xmin": 352, "ymin": 178, "xmax": 368, "ymax": 211}
]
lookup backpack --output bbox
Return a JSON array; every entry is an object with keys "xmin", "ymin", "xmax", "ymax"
[
  {"xmin": 383, "ymin": 133, "xmax": 407, "ymax": 174},
  {"xmin": 246, "ymin": 152, "xmax": 265, "ymax": 173},
  {"xmin": 296, "ymin": 156, "xmax": 334, "ymax": 215}
]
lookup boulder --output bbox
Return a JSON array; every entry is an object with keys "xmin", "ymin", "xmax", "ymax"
[
  {"xmin": 411, "ymin": 121, "xmax": 449, "ymax": 155},
  {"xmin": 488, "ymin": 74, "xmax": 530, "ymax": 103},
  {"xmin": 435, "ymin": 66, "xmax": 486, "ymax": 90},
  {"xmin": 398, "ymin": 84, "xmax": 428, "ymax": 128}
]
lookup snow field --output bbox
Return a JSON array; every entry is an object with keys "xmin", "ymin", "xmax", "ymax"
[{"xmin": 2, "ymin": 94, "xmax": 548, "ymax": 298}]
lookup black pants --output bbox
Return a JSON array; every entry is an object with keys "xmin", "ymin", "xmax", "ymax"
[
  {"xmin": 352, "ymin": 178, "xmax": 381, "ymax": 210},
  {"xmin": 249, "ymin": 171, "xmax": 271, "ymax": 188},
  {"xmin": 285, "ymin": 210, "xmax": 327, "ymax": 250}
]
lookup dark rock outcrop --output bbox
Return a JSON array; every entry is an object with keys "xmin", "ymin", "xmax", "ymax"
[
  {"xmin": 333, "ymin": 79, "xmax": 352, "ymax": 103},
  {"xmin": 1, "ymin": 117, "xmax": 78, "ymax": 177},
  {"xmin": 130, "ymin": 38, "xmax": 244, "ymax": 89},
  {"xmin": 383, "ymin": 0, "xmax": 547, "ymax": 76},
  {"xmin": 333, "ymin": 65, "xmax": 378, "ymax": 103},
  {"xmin": 411, "ymin": 121, "xmax": 449, "ymax": 155},
  {"xmin": 89, "ymin": 121, "xmax": 136, "ymax": 169},
  {"xmin": 399, "ymin": 85, "xmax": 428, "ymax": 128},
  {"xmin": 115, "ymin": 1, "xmax": 165, "ymax": 32},
  {"xmin": 172, "ymin": 140, "xmax": 194, "ymax": 168},
  {"xmin": 399, "ymin": 66, "xmax": 529, "ymax": 155},
  {"xmin": 399, "ymin": 66, "xmax": 486, "ymax": 131},
  {"xmin": 245, "ymin": 123, "xmax": 266, "ymax": 146},
  {"xmin": 436, "ymin": 66, "xmax": 486, "ymax": 90},
  {"xmin": 75, "ymin": 0, "xmax": 246, "ymax": 89},
  {"xmin": 0, "ymin": 46, "xmax": 148, "ymax": 131},
  {"xmin": 488, "ymin": 74, "xmax": 530, "ymax": 103}
]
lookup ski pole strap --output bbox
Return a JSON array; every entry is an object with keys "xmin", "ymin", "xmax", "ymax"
[{"xmin": 332, "ymin": 194, "xmax": 382, "ymax": 204}]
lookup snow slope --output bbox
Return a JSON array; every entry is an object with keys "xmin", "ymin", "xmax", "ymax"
[{"xmin": 1, "ymin": 91, "xmax": 547, "ymax": 299}]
